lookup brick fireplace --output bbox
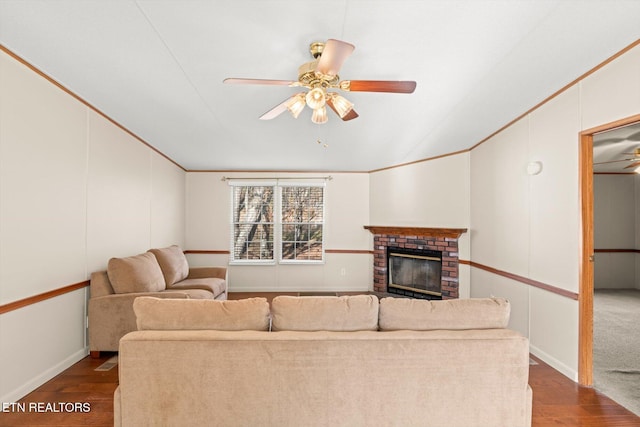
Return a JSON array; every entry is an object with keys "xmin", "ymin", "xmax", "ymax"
[{"xmin": 364, "ymin": 226, "xmax": 467, "ymax": 299}]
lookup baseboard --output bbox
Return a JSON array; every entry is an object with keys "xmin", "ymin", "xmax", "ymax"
[
  {"xmin": 530, "ymin": 344, "xmax": 578, "ymax": 382},
  {"xmin": 1, "ymin": 346, "xmax": 88, "ymax": 403}
]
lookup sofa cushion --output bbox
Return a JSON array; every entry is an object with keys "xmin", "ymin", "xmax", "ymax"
[
  {"xmin": 271, "ymin": 295, "xmax": 379, "ymax": 332},
  {"xmin": 107, "ymin": 252, "xmax": 165, "ymax": 294},
  {"xmin": 148, "ymin": 245, "xmax": 189, "ymax": 286},
  {"xmin": 172, "ymin": 289, "xmax": 215, "ymax": 299},
  {"xmin": 133, "ymin": 297, "xmax": 270, "ymax": 331},
  {"xmin": 170, "ymin": 278, "xmax": 226, "ymax": 298},
  {"xmin": 378, "ymin": 297, "xmax": 510, "ymax": 331}
]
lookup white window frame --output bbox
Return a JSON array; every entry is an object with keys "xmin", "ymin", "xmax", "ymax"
[
  {"xmin": 229, "ymin": 181, "xmax": 325, "ymax": 265},
  {"xmin": 277, "ymin": 182, "xmax": 325, "ymax": 265},
  {"xmin": 229, "ymin": 181, "xmax": 276, "ymax": 265}
]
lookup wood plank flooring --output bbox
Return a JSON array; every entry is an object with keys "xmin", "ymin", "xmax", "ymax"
[
  {"xmin": 1, "ymin": 292, "xmax": 638, "ymax": 426},
  {"xmin": 3, "ymin": 353, "xmax": 638, "ymax": 426},
  {"xmin": 0, "ymin": 353, "xmax": 118, "ymax": 426}
]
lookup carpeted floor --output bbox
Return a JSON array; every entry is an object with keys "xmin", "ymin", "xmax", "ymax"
[{"xmin": 593, "ymin": 289, "xmax": 640, "ymax": 416}]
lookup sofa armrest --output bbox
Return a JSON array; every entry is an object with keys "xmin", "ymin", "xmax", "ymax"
[
  {"xmin": 187, "ymin": 267, "xmax": 227, "ymax": 280},
  {"xmin": 88, "ymin": 291, "xmax": 190, "ymax": 352},
  {"xmin": 90, "ymin": 271, "xmax": 114, "ymax": 298}
]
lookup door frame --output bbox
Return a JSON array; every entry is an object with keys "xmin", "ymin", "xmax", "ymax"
[{"xmin": 578, "ymin": 113, "xmax": 640, "ymax": 386}]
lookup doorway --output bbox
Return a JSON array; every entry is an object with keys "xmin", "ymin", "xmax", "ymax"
[
  {"xmin": 589, "ymin": 121, "xmax": 640, "ymax": 415},
  {"xmin": 579, "ymin": 114, "xmax": 640, "ymax": 388}
]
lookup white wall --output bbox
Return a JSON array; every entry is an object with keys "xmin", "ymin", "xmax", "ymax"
[
  {"xmin": 593, "ymin": 174, "xmax": 637, "ymax": 289},
  {"xmin": 0, "ymin": 49, "xmax": 185, "ymax": 402},
  {"xmin": 369, "ymin": 153, "xmax": 471, "ymax": 298},
  {"xmin": 469, "ymin": 43, "xmax": 640, "ymax": 381},
  {"xmin": 367, "ymin": 43, "xmax": 640, "ymax": 381},
  {"xmin": 185, "ymin": 171, "xmax": 371, "ymax": 292}
]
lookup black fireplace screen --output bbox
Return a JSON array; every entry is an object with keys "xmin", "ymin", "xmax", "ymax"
[{"xmin": 387, "ymin": 247, "xmax": 442, "ymax": 298}]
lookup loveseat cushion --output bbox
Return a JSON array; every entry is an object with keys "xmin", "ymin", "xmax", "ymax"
[
  {"xmin": 107, "ymin": 252, "xmax": 165, "ymax": 294},
  {"xmin": 170, "ymin": 277, "xmax": 226, "ymax": 298},
  {"xmin": 378, "ymin": 297, "xmax": 510, "ymax": 331},
  {"xmin": 148, "ymin": 245, "xmax": 189, "ymax": 286},
  {"xmin": 133, "ymin": 297, "xmax": 270, "ymax": 331},
  {"xmin": 271, "ymin": 295, "xmax": 379, "ymax": 332}
]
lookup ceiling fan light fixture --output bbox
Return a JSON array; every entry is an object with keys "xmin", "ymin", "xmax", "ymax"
[
  {"xmin": 311, "ymin": 106, "xmax": 328, "ymax": 124},
  {"xmin": 330, "ymin": 94, "xmax": 354, "ymax": 118},
  {"xmin": 286, "ymin": 94, "xmax": 306, "ymax": 118},
  {"xmin": 306, "ymin": 87, "xmax": 326, "ymax": 109}
]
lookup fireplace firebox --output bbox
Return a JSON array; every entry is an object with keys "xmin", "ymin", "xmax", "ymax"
[{"xmin": 387, "ymin": 246, "xmax": 442, "ymax": 300}]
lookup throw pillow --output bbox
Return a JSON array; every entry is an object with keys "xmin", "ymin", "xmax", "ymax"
[
  {"xmin": 148, "ymin": 245, "xmax": 189, "ymax": 286},
  {"xmin": 107, "ymin": 252, "xmax": 166, "ymax": 294}
]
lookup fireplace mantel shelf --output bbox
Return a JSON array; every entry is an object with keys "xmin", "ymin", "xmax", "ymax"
[{"xmin": 364, "ymin": 226, "xmax": 467, "ymax": 239}]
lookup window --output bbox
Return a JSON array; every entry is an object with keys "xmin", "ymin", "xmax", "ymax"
[
  {"xmin": 231, "ymin": 185, "xmax": 274, "ymax": 261},
  {"xmin": 280, "ymin": 185, "xmax": 324, "ymax": 262},
  {"xmin": 230, "ymin": 183, "xmax": 325, "ymax": 263}
]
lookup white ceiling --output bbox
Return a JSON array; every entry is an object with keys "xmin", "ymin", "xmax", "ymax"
[{"xmin": 1, "ymin": 1, "xmax": 639, "ymax": 172}]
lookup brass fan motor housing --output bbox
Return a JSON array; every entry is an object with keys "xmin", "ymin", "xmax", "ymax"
[
  {"xmin": 309, "ymin": 42, "xmax": 324, "ymax": 58},
  {"xmin": 297, "ymin": 42, "xmax": 340, "ymax": 89}
]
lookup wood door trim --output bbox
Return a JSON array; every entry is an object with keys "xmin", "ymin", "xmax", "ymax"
[
  {"xmin": 579, "ymin": 132, "xmax": 594, "ymax": 386},
  {"xmin": 579, "ymin": 113, "xmax": 640, "ymax": 386}
]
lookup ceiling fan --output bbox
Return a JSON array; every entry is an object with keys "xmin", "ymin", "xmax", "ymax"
[
  {"xmin": 223, "ymin": 39, "xmax": 416, "ymax": 124},
  {"xmin": 622, "ymin": 148, "xmax": 640, "ymax": 170},
  {"xmin": 594, "ymin": 147, "xmax": 640, "ymax": 169}
]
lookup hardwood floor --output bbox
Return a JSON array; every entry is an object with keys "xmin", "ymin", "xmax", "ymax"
[
  {"xmin": 529, "ymin": 355, "xmax": 640, "ymax": 426},
  {"xmin": 2, "ymin": 293, "xmax": 638, "ymax": 426},
  {"xmin": 0, "ymin": 353, "xmax": 118, "ymax": 426},
  {"xmin": 2, "ymin": 353, "xmax": 637, "ymax": 426}
]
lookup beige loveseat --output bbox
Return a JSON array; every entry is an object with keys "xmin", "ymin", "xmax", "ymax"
[
  {"xmin": 115, "ymin": 295, "xmax": 532, "ymax": 427},
  {"xmin": 88, "ymin": 245, "xmax": 227, "ymax": 357}
]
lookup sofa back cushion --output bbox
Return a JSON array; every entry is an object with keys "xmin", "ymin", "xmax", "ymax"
[
  {"xmin": 133, "ymin": 297, "xmax": 271, "ymax": 331},
  {"xmin": 148, "ymin": 245, "xmax": 189, "ymax": 286},
  {"xmin": 271, "ymin": 295, "xmax": 379, "ymax": 332},
  {"xmin": 379, "ymin": 297, "xmax": 510, "ymax": 331},
  {"xmin": 107, "ymin": 252, "xmax": 166, "ymax": 294}
]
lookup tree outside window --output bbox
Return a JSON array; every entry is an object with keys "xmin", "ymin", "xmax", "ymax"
[
  {"xmin": 231, "ymin": 184, "xmax": 324, "ymax": 263},
  {"xmin": 281, "ymin": 186, "xmax": 324, "ymax": 261},
  {"xmin": 232, "ymin": 186, "xmax": 274, "ymax": 261}
]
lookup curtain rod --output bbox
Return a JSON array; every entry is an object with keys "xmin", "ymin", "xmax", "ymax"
[{"xmin": 221, "ymin": 176, "xmax": 332, "ymax": 181}]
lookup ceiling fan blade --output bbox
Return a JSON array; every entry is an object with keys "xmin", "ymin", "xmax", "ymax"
[
  {"xmin": 623, "ymin": 161, "xmax": 640, "ymax": 169},
  {"xmin": 326, "ymin": 98, "xmax": 359, "ymax": 121},
  {"xmin": 315, "ymin": 39, "xmax": 355, "ymax": 76},
  {"xmin": 341, "ymin": 108, "xmax": 359, "ymax": 121},
  {"xmin": 259, "ymin": 93, "xmax": 306, "ymax": 120},
  {"xmin": 224, "ymin": 78, "xmax": 294, "ymax": 86},
  {"xmin": 345, "ymin": 80, "xmax": 417, "ymax": 93},
  {"xmin": 259, "ymin": 97, "xmax": 292, "ymax": 120},
  {"xmin": 593, "ymin": 159, "xmax": 633, "ymax": 165}
]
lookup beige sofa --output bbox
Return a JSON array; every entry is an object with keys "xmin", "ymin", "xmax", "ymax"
[
  {"xmin": 88, "ymin": 245, "xmax": 227, "ymax": 357},
  {"xmin": 115, "ymin": 295, "xmax": 532, "ymax": 427}
]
